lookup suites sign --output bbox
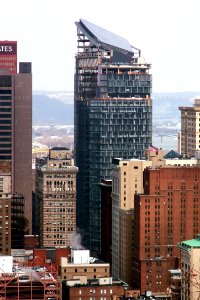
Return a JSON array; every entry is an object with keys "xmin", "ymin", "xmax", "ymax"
[{"xmin": 0, "ymin": 43, "xmax": 17, "ymax": 54}]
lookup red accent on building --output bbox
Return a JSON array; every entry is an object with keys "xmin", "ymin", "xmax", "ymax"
[
  {"xmin": 0, "ymin": 41, "xmax": 17, "ymax": 74},
  {"xmin": 55, "ymin": 248, "xmax": 71, "ymax": 266},
  {"xmin": 33, "ymin": 249, "xmax": 46, "ymax": 265}
]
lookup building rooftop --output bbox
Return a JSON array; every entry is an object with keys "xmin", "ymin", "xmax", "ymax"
[
  {"xmin": 178, "ymin": 235, "xmax": 200, "ymax": 251},
  {"xmin": 164, "ymin": 150, "xmax": 181, "ymax": 159},
  {"xmin": 76, "ymin": 19, "xmax": 135, "ymax": 54},
  {"xmin": 51, "ymin": 147, "xmax": 70, "ymax": 151}
]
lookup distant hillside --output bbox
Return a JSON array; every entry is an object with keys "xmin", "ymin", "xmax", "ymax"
[
  {"xmin": 153, "ymin": 91, "xmax": 199, "ymax": 121},
  {"xmin": 33, "ymin": 94, "xmax": 74, "ymax": 125},
  {"xmin": 33, "ymin": 91, "xmax": 200, "ymax": 125}
]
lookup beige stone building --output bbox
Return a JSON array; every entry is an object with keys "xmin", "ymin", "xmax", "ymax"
[
  {"xmin": 35, "ymin": 147, "xmax": 78, "ymax": 248},
  {"xmin": 112, "ymin": 158, "xmax": 152, "ymax": 283},
  {"xmin": 60, "ymin": 249, "xmax": 110, "ymax": 281},
  {"xmin": 111, "ymin": 147, "xmax": 200, "ymax": 286},
  {"xmin": 179, "ymin": 99, "xmax": 200, "ymax": 157},
  {"xmin": 178, "ymin": 235, "xmax": 200, "ymax": 300}
]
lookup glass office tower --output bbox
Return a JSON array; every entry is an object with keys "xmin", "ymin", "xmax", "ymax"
[{"xmin": 74, "ymin": 19, "xmax": 152, "ymax": 254}]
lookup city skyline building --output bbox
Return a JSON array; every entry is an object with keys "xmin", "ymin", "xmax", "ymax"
[
  {"xmin": 179, "ymin": 99, "xmax": 200, "ymax": 157},
  {"xmin": 74, "ymin": 19, "xmax": 152, "ymax": 253},
  {"xmin": 112, "ymin": 158, "xmax": 152, "ymax": 284},
  {"xmin": 133, "ymin": 166, "xmax": 200, "ymax": 294},
  {"xmin": 35, "ymin": 147, "xmax": 78, "ymax": 248},
  {"xmin": 178, "ymin": 235, "xmax": 200, "ymax": 300},
  {"xmin": 0, "ymin": 41, "xmax": 32, "ymax": 252}
]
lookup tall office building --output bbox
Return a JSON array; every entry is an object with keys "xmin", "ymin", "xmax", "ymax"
[
  {"xmin": 112, "ymin": 158, "xmax": 152, "ymax": 285},
  {"xmin": 179, "ymin": 99, "xmax": 200, "ymax": 157},
  {"xmin": 74, "ymin": 19, "xmax": 152, "ymax": 253},
  {"xmin": 35, "ymin": 147, "xmax": 78, "ymax": 248},
  {"xmin": 0, "ymin": 41, "xmax": 32, "ymax": 253},
  {"xmin": 133, "ymin": 166, "xmax": 200, "ymax": 294}
]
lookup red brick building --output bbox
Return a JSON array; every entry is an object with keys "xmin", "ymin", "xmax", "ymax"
[
  {"xmin": 62, "ymin": 279, "xmax": 127, "ymax": 300},
  {"xmin": 133, "ymin": 166, "xmax": 200, "ymax": 294}
]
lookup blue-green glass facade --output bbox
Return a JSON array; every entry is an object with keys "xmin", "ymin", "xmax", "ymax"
[{"xmin": 74, "ymin": 19, "xmax": 152, "ymax": 254}]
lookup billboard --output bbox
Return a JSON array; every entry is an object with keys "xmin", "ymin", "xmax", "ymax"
[{"xmin": 0, "ymin": 42, "xmax": 17, "ymax": 55}]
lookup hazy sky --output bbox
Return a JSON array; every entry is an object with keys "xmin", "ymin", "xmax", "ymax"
[{"xmin": 2, "ymin": 0, "xmax": 200, "ymax": 92}]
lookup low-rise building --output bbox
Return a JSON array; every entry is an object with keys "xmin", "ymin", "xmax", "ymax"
[
  {"xmin": 62, "ymin": 277, "xmax": 134, "ymax": 300},
  {"xmin": 60, "ymin": 249, "xmax": 110, "ymax": 281}
]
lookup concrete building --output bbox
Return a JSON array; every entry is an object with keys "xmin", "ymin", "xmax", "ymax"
[
  {"xmin": 74, "ymin": 19, "xmax": 152, "ymax": 254},
  {"xmin": 179, "ymin": 99, "xmax": 200, "ymax": 157},
  {"xmin": 60, "ymin": 249, "xmax": 110, "ymax": 281},
  {"xmin": 133, "ymin": 166, "xmax": 200, "ymax": 295},
  {"xmin": 112, "ymin": 158, "xmax": 152, "ymax": 284},
  {"xmin": 0, "ymin": 41, "xmax": 32, "ymax": 253},
  {"xmin": 35, "ymin": 147, "xmax": 78, "ymax": 248},
  {"xmin": 178, "ymin": 235, "xmax": 200, "ymax": 300}
]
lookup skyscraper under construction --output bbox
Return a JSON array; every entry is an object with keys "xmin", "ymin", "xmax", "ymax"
[{"xmin": 74, "ymin": 19, "xmax": 152, "ymax": 253}]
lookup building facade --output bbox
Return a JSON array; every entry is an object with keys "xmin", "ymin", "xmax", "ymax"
[
  {"xmin": 35, "ymin": 147, "xmax": 78, "ymax": 248},
  {"xmin": 74, "ymin": 19, "xmax": 152, "ymax": 253},
  {"xmin": 60, "ymin": 249, "xmax": 110, "ymax": 281},
  {"xmin": 99, "ymin": 179, "xmax": 112, "ymax": 265},
  {"xmin": 133, "ymin": 166, "xmax": 200, "ymax": 295},
  {"xmin": 62, "ymin": 279, "xmax": 126, "ymax": 300},
  {"xmin": 112, "ymin": 158, "xmax": 152, "ymax": 284},
  {"xmin": 0, "ymin": 41, "xmax": 32, "ymax": 253},
  {"xmin": 178, "ymin": 236, "xmax": 200, "ymax": 300},
  {"xmin": 179, "ymin": 99, "xmax": 200, "ymax": 157}
]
